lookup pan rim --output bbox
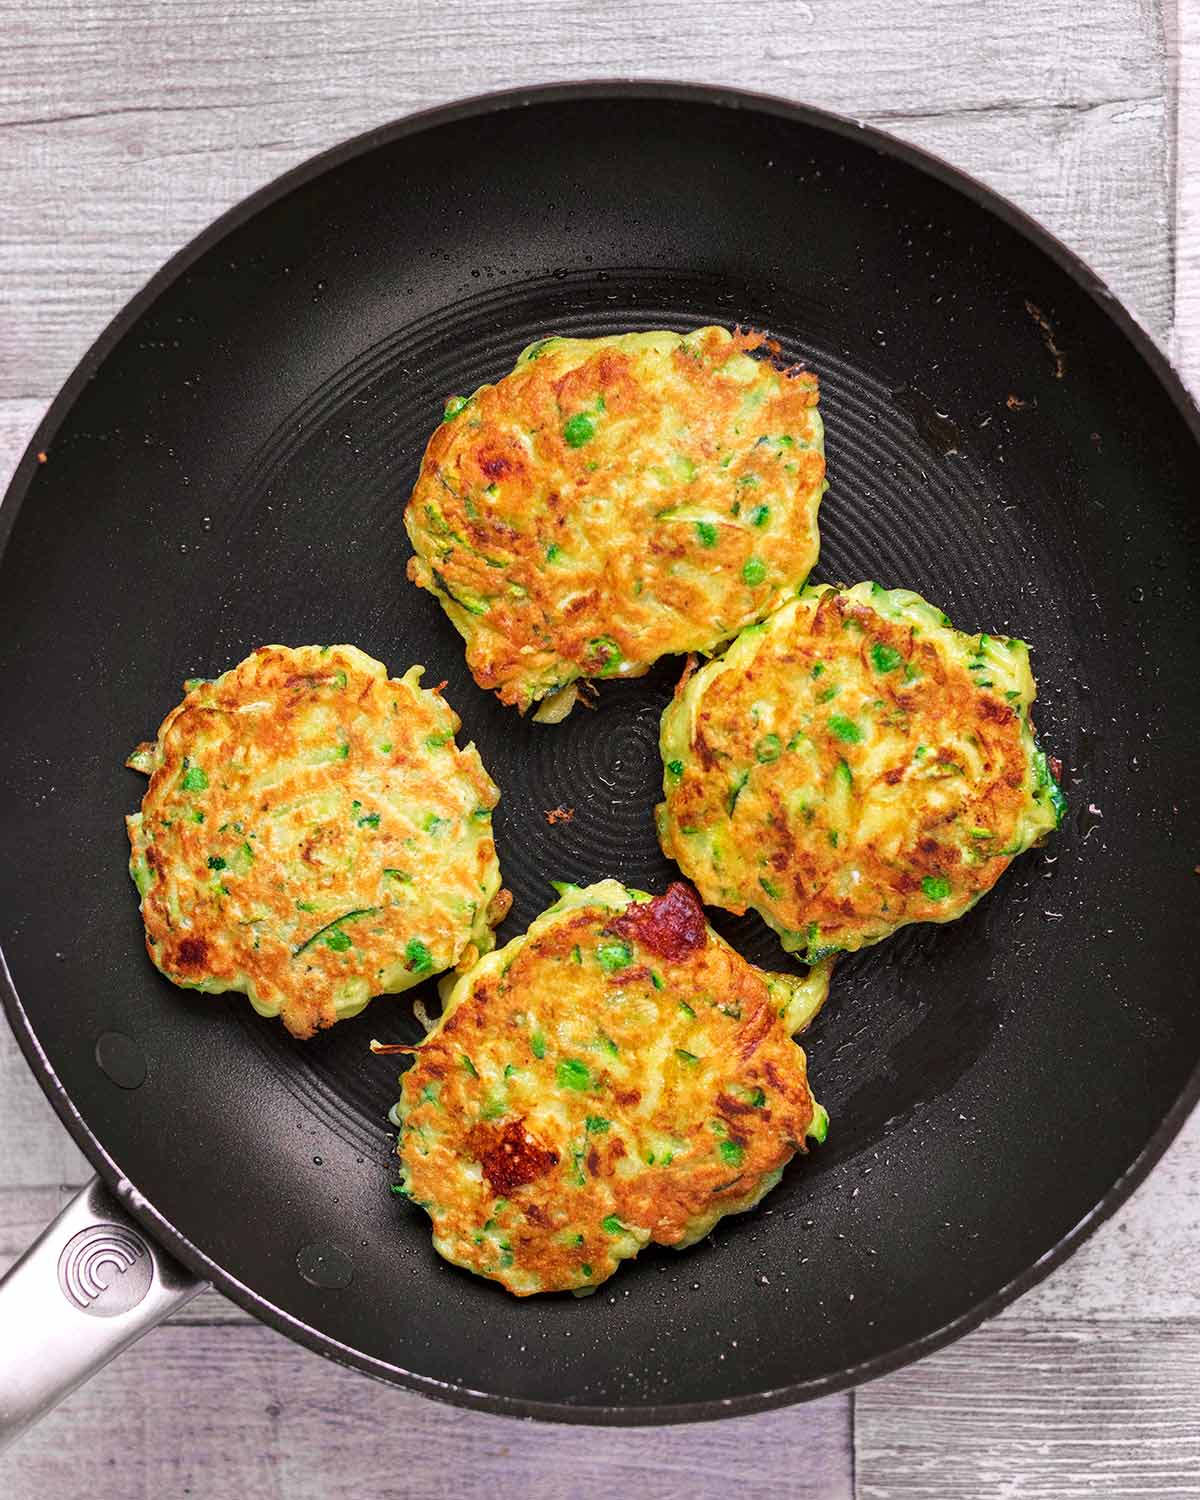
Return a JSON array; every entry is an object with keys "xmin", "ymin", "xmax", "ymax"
[{"xmin": 2, "ymin": 77, "xmax": 1199, "ymax": 1426}]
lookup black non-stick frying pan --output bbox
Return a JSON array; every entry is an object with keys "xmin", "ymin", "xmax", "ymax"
[{"xmin": 2, "ymin": 81, "xmax": 1199, "ymax": 1433}]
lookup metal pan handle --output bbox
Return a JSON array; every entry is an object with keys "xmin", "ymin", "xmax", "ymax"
[{"xmin": 0, "ymin": 1176, "xmax": 206, "ymax": 1453}]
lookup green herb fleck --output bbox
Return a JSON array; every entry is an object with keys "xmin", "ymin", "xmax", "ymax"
[
  {"xmin": 531, "ymin": 1032, "xmax": 546, "ymax": 1059},
  {"xmin": 741, "ymin": 557, "xmax": 767, "ymax": 587},
  {"xmin": 180, "ymin": 766, "xmax": 208, "ymax": 792},
  {"xmin": 675, "ymin": 1048, "xmax": 700, "ymax": 1067},
  {"xmin": 602, "ymin": 1215, "xmax": 625, "ymax": 1235},
  {"xmin": 755, "ymin": 733, "xmax": 781, "ymax": 763},
  {"xmin": 828, "ymin": 715, "xmax": 861, "ymax": 743},
  {"xmin": 695, "ymin": 521, "xmax": 718, "ymax": 547},
  {"xmin": 921, "ymin": 875, "xmax": 952, "ymax": 901},
  {"xmin": 405, "ymin": 938, "xmax": 433, "ymax": 974},
  {"xmin": 207, "ymin": 855, "xmax": 226, "ymax": 870},
  {"xmin": 586, "ymin": 635, "xmax": 623, "ymax": 676},
  {"xmin": 556, "ymin": 1058, "xmax": 593, "ymax": 1091},
  {"xmin": 460, "ymin": 1054, "xmax": 479, "ymax": 1078},
  {"xmin": 586, "ymin": 1115, "xmax": 610, "ymax": 1134},
  {"xmin": 748, "ymin": 503, "xmax": 770, "ymax": 527},
  {"xmin": 666, "ymin": 758, "xmax": 684, "ymax": 780},
  {"xmin": 292, "ymin": 907, "xmax": 377, "ymax": 957},
  {"xmin": 443, "ymin": 394, "xmax": 470, "ymax": 422}
]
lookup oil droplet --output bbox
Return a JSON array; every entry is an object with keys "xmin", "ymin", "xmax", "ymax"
[
  {"xmin": 312, "ymin": 1155, "xmax": 323, "ymax": 1166},
  {"xmin": 1130, "ymin": 585, "xmax": 1145, "ymax": 603},
  {"xmin": 296, "ymin": 1242, "xmax": 353, "ymax": 1289},
  {"xmin": 892, "ymin": 387, "xmax": 961, "ymax": 456}
]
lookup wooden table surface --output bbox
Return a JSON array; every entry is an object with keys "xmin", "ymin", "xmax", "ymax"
[{"xmin": 2, "ymin": 3, "xmax": 1198, "ymax": 1495}]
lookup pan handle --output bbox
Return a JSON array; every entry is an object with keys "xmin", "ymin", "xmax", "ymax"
[{"xmin": 0, "ymin": 1176, "xmax": 206, "ymax": 1453}]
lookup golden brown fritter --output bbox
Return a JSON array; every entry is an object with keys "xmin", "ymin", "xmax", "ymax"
[
  {"xmin": 389, "ymin": 879, "xmax": 830, "ymax": 1296},
  {"xmin": 404, "ymin": 327, "xmax": 826, "ymax": 718},
  {"xmin": 126, "ymin": 644, "xmax": 507, "ymax": 1038},
  {"xmin": 658, "ymin": 583, "xmax": 1064, "ymax": 962}
]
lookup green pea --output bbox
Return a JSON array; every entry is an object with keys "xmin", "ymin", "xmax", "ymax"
[
  {"xmin": 563, "ymin": 412, "xmax": 596, "ymax": 447},
  {"xmin": 596, "ymin": 939, "xmax": 632, "ymax": 973}
]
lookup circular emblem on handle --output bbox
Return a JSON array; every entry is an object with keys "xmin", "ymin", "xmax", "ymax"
[{"xmin": 57, "ymin": 1224, "xmax": 153, "ymax": 1317}]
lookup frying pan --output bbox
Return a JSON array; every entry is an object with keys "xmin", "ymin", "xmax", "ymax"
[{"xmin": 2, "ymin": 81, "xmax": 1199, "ymax": 1438}]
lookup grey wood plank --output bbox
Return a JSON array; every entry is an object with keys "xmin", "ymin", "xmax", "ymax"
[
  {"xmin": 856, "ymin": 1320, "xmax": 1200, "ymax": 1498},
  {"xmin": 0, "ymin": 1, "xmax": 1171, "ymax": 399},
  {"xmin": 1173, "ymin": 0, "xmax": 1200, "ymax": 388},
  {"xmin": 0, "ymin": 1019, "xmax": 90, "ymax": 1187},
  {"xmin": 0, "ymin": 0, "xmax": 1162, "ymax": 126},
  {"xmin": 0, "ymin": 1322, "xmax": 852, "ymax": 1500},
  {"xmin": 0, "ymin": 401, "xmax": 45, "ymax": 499}
]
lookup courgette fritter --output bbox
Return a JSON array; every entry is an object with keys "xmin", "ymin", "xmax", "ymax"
[
  {"xmin": 389, "ymin": 879, "xmax": 829, "ymax": 1296},
  {"xmin": 657, "ymin": 583, "xmax": 1064, "ymax": 962},
  {"xmin": 126, "ymin": 644, "xmax": 507, "ymax": 1038},
  {"xmin": 404, "ymin": 327, "xmax": 826, "ymax": 719}
]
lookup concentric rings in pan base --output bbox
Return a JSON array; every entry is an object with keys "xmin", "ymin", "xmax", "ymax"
[
  {"xmin": 213, "ymin": 267, "xmax": 1085, "ymax": 1171},
  {"xmin": 1, "ymin": 87, "xmax": 1197, "ymax": 1422}
]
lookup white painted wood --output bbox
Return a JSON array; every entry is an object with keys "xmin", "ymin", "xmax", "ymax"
[
  {"xmin": 1173, "ymin": 0, "xmax": 1200, "ymax": 389},
  {"xmin": 0, "ymin": 0, "xmax": 1172, "ymax": 400},
  {"xmin": 856, "ymin": 1320, "xmax": 1200, "ymax": 1498},
  {"xmin": 0, "ymin": 2, "xmax": 1195, "ymax": 1495},
  {"xmin": 0, "ymin": 1021, "xmax": 90, "ymax": 1187},
  {"xmin": 0, "ymin": 402, "xmax": 45, "ymax": 500},
  {"xmin": 0, "ymin": 1324, "xmax": 852, "ymax": 1500}
]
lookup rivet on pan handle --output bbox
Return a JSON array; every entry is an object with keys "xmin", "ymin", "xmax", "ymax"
[{"xmin": 0, "ymin": 1176, "xmax": 206, "ymax": 1453}]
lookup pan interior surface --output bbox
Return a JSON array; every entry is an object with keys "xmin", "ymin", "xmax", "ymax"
[{"xmin": 1, "ymin": 88, "xmax": 1198, "ymax": 1421}]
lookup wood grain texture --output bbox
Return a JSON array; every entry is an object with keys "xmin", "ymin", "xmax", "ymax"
[
  {"xmin": 0, "ymin": 2, "xmax": 1196, "ymax": 1496},
  {"xmin": 0, "ymin": 402, "xmax": 46, "ymax": 500},
  {"xmin": 0, "ymin": 1322, "xmax": 852, "ymax": 1500},
  {"xmin": 0, "ymin": 0, "xmax": 1172, "ymax": 400},
  {"xmin": 855, "ymin": 1321, "xmax": 1200, "ymax": 1498},
  {"xmin": 0, "ymin": 1022, "xmax": 89, "ymax": 1187},
  {"xmin": 1173, "ymin": 0, "xmax": 1200, "ymax": 389}
]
